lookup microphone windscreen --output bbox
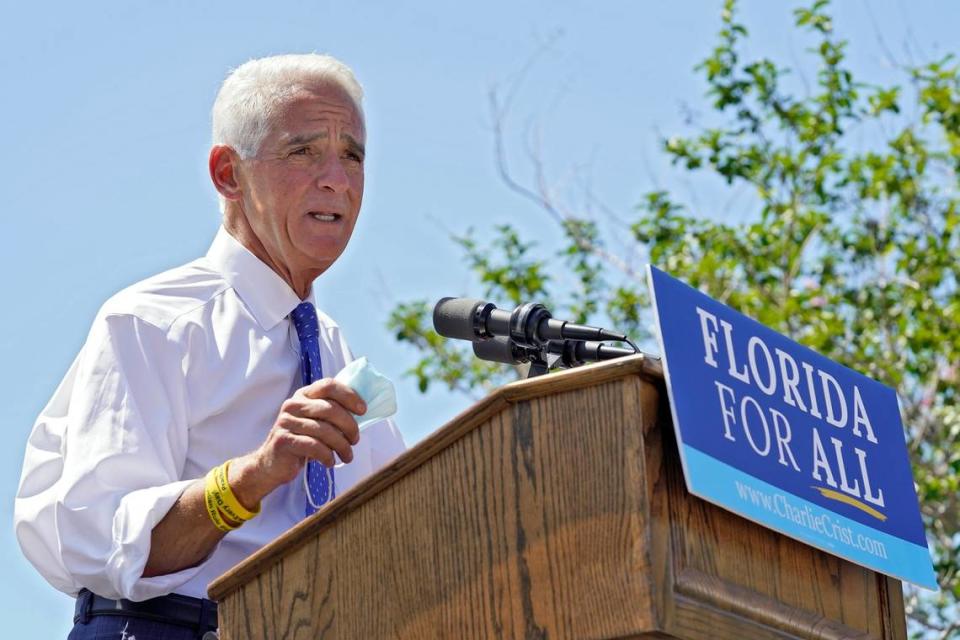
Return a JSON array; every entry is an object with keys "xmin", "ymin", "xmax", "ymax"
[
  {"xmin": 473, "ymin": 337, "xmax": 520, "ymax": 364},
  {"xmin": 433, "ymin": 297, "xmax": 484, "ymax": 341}
]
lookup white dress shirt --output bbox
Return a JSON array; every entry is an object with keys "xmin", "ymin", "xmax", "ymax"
[{"xmin": 14, "ymin": 226, "xmax": 406, "ymax": 602}]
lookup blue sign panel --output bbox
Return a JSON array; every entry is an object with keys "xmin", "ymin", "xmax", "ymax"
[{"xmin": 647, "ymin": 265, "xmax": 937, "ymax": 589}]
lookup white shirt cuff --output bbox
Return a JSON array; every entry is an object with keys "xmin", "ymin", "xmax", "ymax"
[{"xmin": 107, "ymin": 479, "xmax": 218, "ymax": 601}]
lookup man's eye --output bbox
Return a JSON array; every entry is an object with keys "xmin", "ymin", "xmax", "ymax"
[
  {"xmin": 344, "ymin": 151, "xmax": 363, "ymax": 162},
  {"xmin": 290, "ymin": 147, "xmax": 309, "ymax": 156}
]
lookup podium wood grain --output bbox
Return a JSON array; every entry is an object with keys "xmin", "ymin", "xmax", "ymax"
[{"xmin": 208, "ymin": 356, "xmax": 906, "ymax": 639}]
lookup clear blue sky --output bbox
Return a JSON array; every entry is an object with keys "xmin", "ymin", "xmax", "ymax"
[{"xmin": 2, "ymin": 1, "xmax": 956, "ymax": 636}]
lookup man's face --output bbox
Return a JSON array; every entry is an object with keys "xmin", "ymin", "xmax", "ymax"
[{"xmin": 235, "ymin": 82, "xmax": 365, "ymax": 284}]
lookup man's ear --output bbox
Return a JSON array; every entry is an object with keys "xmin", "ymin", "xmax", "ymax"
[{"xmin": 209, "ymin": 145, "xmax": 243, "ymax": 202}]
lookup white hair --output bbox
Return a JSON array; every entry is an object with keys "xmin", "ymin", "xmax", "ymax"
[{"xmin": 212, "ymin": 53, "xmax": 365, "ymax": 160}]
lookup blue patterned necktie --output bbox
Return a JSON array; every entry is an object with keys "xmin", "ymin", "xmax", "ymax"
[{"xmin": 290, "ymin": 301, "xmax": 335, "ymax": 516}]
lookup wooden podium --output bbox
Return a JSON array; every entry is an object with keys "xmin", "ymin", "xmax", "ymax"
[{"xmin": 208, "ymin": 355, "xmax": 907, "ymax": 639}]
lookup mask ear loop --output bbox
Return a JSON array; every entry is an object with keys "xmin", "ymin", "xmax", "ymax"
[{"xmin": 303, "ymin": 463, "xmax": 335, "ymax": 511}]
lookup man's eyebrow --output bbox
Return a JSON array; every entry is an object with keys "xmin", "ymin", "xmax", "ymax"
[
  {"xmin": 280, "ymin": 131, "xmax": 364, "ymax": 157},
  {"xmin": 282, "ymin": 132, "xmax": 328, "ymax": 147},
  {"xmin": 342, "ymin": 133, "xmax": 365, "ymax": 158}
]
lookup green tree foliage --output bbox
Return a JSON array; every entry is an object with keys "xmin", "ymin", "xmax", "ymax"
[{"xmin": 388, "ymin": 1, "xmax": 959, "ymax": 634}]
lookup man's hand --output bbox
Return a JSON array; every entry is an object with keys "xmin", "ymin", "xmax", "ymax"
[
  {"xmin": 230, "ymin": 379, "xmax": 367, "ymax": 507},
  {"xmin": 143, "ymin": 379, "xmax": 365, "ymax": 578}
]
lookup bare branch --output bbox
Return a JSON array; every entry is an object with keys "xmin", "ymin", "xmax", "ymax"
[
  {"xmin": 862, "ymin": 0, "xmax": 903, "ymax": 71},
  {"xmin": 490, "ymin": 78, "xmax": 648, "ymax": 285}
]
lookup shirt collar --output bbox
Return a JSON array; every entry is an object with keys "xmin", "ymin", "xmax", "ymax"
[{"xmin": 206, "ymin": 226, "xmax": 310, "ymax": 331}]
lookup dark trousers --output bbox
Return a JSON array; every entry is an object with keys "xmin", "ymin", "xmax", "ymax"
[
  {"xmin": 69, "ymin": 589, "xmax": 218, "ymax": 640},
  {"xmin": 68, "ymin": 616, "xmax": 213, "ymax": 640}
]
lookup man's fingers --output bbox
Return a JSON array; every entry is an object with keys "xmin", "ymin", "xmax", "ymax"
[
  {"xmin": 282, "ymin": 415, "xmax": 355, "ymax": 463},
  {"xmin": 283, "ymin": 397, "xmax": 360, "ymax": 445},
  {"xmin": 299, "ymin": 378, "xmax": 366, "ymax": 416},
  {"xmin": 274, "ymin": 432, "xmax": 337, "ymax": 467}
]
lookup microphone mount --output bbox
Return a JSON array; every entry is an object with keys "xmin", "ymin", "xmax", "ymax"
[{"xmin": 472, "ymin": 336, "xmax": 639, "ymax": 378}]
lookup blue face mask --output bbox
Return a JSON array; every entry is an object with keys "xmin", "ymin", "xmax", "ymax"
[{"xmin": 334, "ymin": 356, "xmax": 398, "ymax": 429}]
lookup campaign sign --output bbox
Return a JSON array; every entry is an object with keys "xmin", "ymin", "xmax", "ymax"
[{"xmin": 647, "ymin": 265, "xmax": 937, "ymax": 589}]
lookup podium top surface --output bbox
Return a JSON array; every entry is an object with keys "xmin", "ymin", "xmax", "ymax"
[{"xmin": 207, "ymin": 353, "xmax": 663, "ymax": 600}]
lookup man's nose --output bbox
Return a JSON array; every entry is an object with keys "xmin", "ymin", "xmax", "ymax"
[{"xmin": 316, "ymin": 155, "xmax": 350, "ymax": 193}]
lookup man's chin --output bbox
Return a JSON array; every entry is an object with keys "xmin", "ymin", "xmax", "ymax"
[{"xmin": 299, "ymin": 248, "xmax": 347, "ymax": 277}]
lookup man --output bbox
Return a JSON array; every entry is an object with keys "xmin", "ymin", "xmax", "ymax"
[{"xmin": 14, "ymin": 53, "xmax": 406, "ymax": 639}]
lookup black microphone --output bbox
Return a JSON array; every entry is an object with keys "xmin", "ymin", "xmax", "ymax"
[
  {"xmin": 433, "ymin": 297, "xmax": 628, "ymax": 348},
  {"xmin": 473, "ymin": 337, "xmax": 635, "ymax": 367},
  {"xmin": 546, "ymin": 339, "xmax": 636, "ymax": 366}
]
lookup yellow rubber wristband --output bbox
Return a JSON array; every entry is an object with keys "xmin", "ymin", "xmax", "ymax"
[
  {"xmin": 204, "ymin": 468, "xmax": 239, "ymax": 533},
  {"xmin": 213, "ymin": 460, "xmax": 261, "ymax": 522}
]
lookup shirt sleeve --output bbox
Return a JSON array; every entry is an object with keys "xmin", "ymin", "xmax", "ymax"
[{"xmin": 14, "ymin": 311, "xmax": 213, "ymax": 601}]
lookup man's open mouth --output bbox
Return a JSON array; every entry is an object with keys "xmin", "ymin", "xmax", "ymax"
[{"xmin": 309, "ymin": 212, "xmax": 341, "ymax": 222}]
